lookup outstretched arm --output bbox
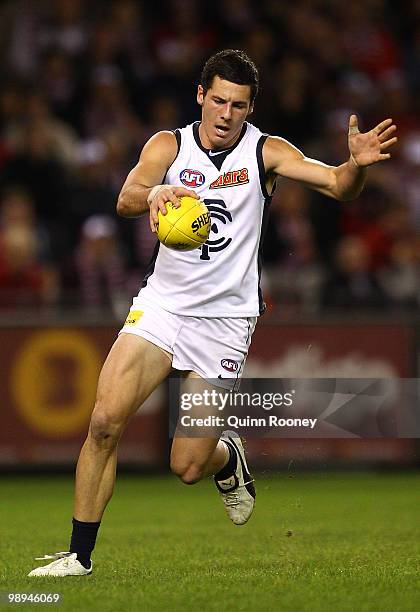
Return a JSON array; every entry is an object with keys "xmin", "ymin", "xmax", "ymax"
[
  {"xmin": 117, "ymin": 131, "xmax": 198, "ymax": 232},
  {"xmin": 264, "ymin": 115, "xmax": 397, "ymax": 201}
]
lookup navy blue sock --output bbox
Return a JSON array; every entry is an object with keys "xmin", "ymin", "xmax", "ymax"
[
  {"xmin": 214, "ymin": 441, "xmax": 237, "ymax": 480},
  {"xmin": 70, "ymin": 518, "xmax": 100, "ymax": 569}
]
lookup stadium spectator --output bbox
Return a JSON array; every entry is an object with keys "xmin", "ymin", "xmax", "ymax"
[
  {"xmin": 0, "ymin": 116, "xmax": 71, "ymax": 252},
  {"xmin": 39, "ymin": 50, "xmax": 81, "ymax": 127},
  {"xmin": 360, "ymin": 203, "xmax": 411, "ymax": 271},
  {"xmin": 338, "ymin": 3, "xmax": 401, "ymax": 80},
  {"xmin": 378, "ymin": 235, "xmax": 419, "ymax": 311},
  {"xmin": 38, "ymin": 0, "xmax": 88, "ymax": 59},
  {"xmin": 0, "ymin": 225, "xmax": 43, "ymax": 308},
  {"xmin": 0, "ymin": 186, "xmax": 52, "ymax": 261},
  {"xmin": 322, "ymin": 235, "xmax": 389, "ymax": 311},
  {"xmin": 65, "ymin": 139, "xmax": 117, "ymax": 243},
  {"xmin": 25, "ymin": 91, "xmax": 79, "ymax": 167},
  {"xmin": 398, "ymin": 132, "xmax": 420, "ymax": 227},
  {"xmin": 0, "ymin": 187, "xmax": 58, "ymax": 308},
  {"xmin": 70, "ymin": 214, "xmax": 128, "ymax": 316}
]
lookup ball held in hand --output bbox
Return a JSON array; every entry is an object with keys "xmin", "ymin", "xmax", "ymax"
[{"xmin": 156, "ymin": 196, "xmax": 211, "ymax": 251}]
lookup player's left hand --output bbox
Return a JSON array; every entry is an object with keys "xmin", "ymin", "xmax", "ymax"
[{"xmin": 348, "ymin": 115, "xmax": 398, "ymax": 167}]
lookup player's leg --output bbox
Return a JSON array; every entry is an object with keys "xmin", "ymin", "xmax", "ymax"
[
  {"xmin": 170, "ymin": 372, "xmax": 255, "ymax": 525},
  {"xmin": 73, "ymin": 333, "xmax": 172, "ymax": 522},
  {"xmin": 170, "ymin": 436, "xmax": 228, "ymax": 484},
  {"xmin": 28, "ymin": 333, "xmax": 172, "ymax": 577},
  {"xmin": 170, "ymin": 372, "xmax": 228, "ymax": 484}
]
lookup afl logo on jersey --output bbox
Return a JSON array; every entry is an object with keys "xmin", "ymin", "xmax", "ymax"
[
  {"xmin": 180, "ymin": 169, "xmax": 205, "ymax": 188},
  {"xmin": 221, "ymin": 359, "xmax": 239, "ymax": 373}
]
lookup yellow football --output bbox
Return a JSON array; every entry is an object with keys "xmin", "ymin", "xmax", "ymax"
[{"xmin": 156, "ymin": 196, "xmax": 211, "ymax": 251}]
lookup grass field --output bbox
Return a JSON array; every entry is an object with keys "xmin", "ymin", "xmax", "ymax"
[{"xmin": 1, "ymin": 472, "xmax": 419, "ymax": 611}]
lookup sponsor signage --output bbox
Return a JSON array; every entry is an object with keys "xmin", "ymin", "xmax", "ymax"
[
  {"xmin": 0, "ymin": 322, "xmax": 416, "ymax": 467},
  {"xmin": 0, "ymin": 328, "xmax": 166, "ymax": 466}
]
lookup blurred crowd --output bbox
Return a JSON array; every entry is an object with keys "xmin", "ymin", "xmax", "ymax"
[{"xmin": 0, "ymin": 0, "xmax": 419, "ymax": 317}]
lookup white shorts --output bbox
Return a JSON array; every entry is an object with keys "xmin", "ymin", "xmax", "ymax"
[{"xmin": 119, "ymin": 296, "xmax": 257, "ymax": 389}]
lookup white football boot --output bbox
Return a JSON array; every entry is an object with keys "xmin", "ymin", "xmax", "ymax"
[
  {"xmin": 28, "ymin": 552, "xmax": 92, "ymax": 577},
  {"xmin": 214, "ymin": 430, "xmax": 256, "ymax": 525}
]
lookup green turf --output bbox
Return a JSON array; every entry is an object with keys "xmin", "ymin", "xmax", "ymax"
[{"xmin": 1, "ymin": 472, "xmax": 419, "ymax": 611}]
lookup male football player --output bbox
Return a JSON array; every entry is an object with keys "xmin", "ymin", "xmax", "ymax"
[{"xmin": 29, "ymin": 49, "xmax": 397, "ymax": 576}]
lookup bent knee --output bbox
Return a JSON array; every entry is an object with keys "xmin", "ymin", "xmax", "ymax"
[
  {"xmin": 170, "ymin": 459, "xmax": 205, "ymax": 485},
  {"xmin": 90, "ymin": 405, "xmax": 125, "ymax": 445}
]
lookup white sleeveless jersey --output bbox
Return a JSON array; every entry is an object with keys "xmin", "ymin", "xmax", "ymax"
[{"xmin": 138, "ymin": 121, "xmax": 272, "ymax": 317}]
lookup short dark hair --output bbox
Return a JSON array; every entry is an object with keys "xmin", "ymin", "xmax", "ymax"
[{"xmin": 200, "ymin": 49, "xmax": 259, "ymax": 103}]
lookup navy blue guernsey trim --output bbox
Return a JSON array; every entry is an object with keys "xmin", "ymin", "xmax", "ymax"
[
  {"xmin": 141, "ymin": 240, "xmax": 160, "ymax": 288},
  {"xmin": 256, "ymin": 134, "xmax": 274, "ymax": 315},
  {"xmin": 256, "ymin": 134, "xmax": 272, "ymax": 198},
  {"xmin": 173, "ymin": 129, "xmax": 181, "ymax": 154},
  {"xmin": 162, "ymin": 130, "xmax": 181, "ymax": 184},
  {"xmin": 257, "ymin": 195, "xmax": 272, "ymax": 314}
]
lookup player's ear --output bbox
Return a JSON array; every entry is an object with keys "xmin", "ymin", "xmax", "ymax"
[
  {"xmin": 197, "ymin": 85, "xmax": 204, "ymax": 107},
  {"xmin": 247, "ymin": 102, "xmax": 254, "ymax": 116}
]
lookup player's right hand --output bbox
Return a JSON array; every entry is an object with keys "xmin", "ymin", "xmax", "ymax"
[{"xmin": 147, "ymin": 185, "xmax": 199, "ymax": 233}]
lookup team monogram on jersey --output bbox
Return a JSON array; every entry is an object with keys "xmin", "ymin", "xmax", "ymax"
[
  {"xmin": 200, "ymin": 199, "xmax": 232, "ymax": 261},
  {"xmin": 209, "ymin": 168, "xmax": 249, "ymax": 189},
  {"xmin": 180, "ymin": 168, "xmax": 205, "ymax": 188}
]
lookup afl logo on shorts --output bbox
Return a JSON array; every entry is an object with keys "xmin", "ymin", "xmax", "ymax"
[
  {"xmin": 221, "ymin": 359, "xmax": 239, "ymax": 373},
  {"xmin": 180, "ymin": 169, "xmax": 205, "ymax": 188}
]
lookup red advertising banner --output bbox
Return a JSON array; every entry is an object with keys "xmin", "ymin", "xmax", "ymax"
[
  {"xmin": 0, "ymin": 327, "xmax": 167, "ymax": 467},
  {"xmin": 0, "ymin": 322, "xmax": 416, "ymax": 467}
]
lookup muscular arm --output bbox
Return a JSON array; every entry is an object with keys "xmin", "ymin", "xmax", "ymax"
[
  {"xmin": 264, "ymin": 115, "xmax": 397, "ymax": 201},
  {"xmin": 263, "ymin": 136, "xmax": 366, "ymax": 202},
  {"xmin": 116, "ymin": 131, "xmax": 178, "ymax": 217}
]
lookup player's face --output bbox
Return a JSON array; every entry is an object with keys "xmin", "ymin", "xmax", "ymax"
[{"xmin": 197, "ymin": 76, "xmax": 254, "ymax": 150}]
